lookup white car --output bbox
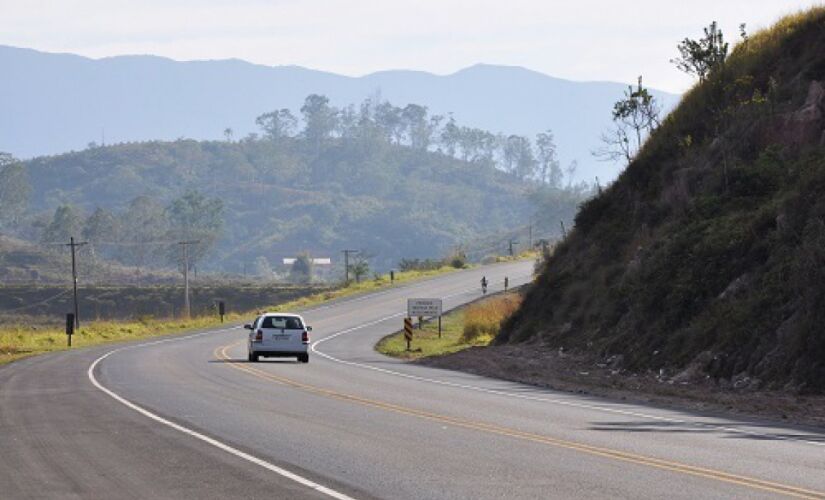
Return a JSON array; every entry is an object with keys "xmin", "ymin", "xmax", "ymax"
[{"xmin": 245, "ymin": 313, "xmax": 311, "ymax": 363}]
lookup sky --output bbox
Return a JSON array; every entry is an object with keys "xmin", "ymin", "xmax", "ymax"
[{"xmin": 2, "ymin": 0, "xmax": 823, "ymax": 93}]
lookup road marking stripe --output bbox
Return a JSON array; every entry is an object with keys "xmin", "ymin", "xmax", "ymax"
[
  {"xmin": 218, "ymin": 342, "xmax": 825, "ymax": 499},
  {"xmin": 88, "ymin": 331, "xmax": 356, "ymax": 500},
  {"xmin": 309, "ymin": 305, "xmax": 825, "ymax": 449}
]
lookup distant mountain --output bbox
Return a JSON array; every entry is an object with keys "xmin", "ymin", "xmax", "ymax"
[{"xmin": 0, "ymin": 45, "xmax": 679, "ymax": 181}]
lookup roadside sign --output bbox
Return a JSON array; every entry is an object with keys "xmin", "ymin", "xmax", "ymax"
[
  {"xmin": 407, "ymin": 298, "xmax": 442, "ymax": 318},
  {"xmin": 404, "ymin": 317, "xmax": 413, "ymax": 351}
]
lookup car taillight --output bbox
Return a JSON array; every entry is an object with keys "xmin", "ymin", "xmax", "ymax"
[
  {"xmin": 254, "ymin": 330, "xmax": 263, "ymax": 342},
  {"xmin": 302, "ymin": 330, "xmax": 309, "ymax": 343}
]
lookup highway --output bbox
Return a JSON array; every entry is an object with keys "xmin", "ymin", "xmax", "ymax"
[{"xmin": 1, "ymin": 260, "xmax": 824, "ymax": 499}]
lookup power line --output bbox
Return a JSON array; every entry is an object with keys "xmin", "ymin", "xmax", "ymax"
[{"xmin": 0, "ymin": 289, "xmax": 72, "ymax": 314}]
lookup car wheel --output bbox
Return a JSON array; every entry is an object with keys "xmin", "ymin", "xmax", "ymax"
[
  {"xmin": 247, "ymin": 351, "xmax": 252, "ymax": 362},
  {"xmin": 299, "ymin": 354, "xmax": 309, "ymax": 363},
  {"xmin": 251, "ymin": 353, "xmax": 259, "ymax": 362}
]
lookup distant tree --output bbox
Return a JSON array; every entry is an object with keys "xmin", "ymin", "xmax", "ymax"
[
  {"xmin": 350, "ymin": 256, "xmax": 370, "ymax": 283},
  {"xmin": 289, "ymin": 252, "xmax": 313, "ymax": 284},
  {"xmin": 458, "ymin": 127, "xmax": 494, "ymax": 162},
  {"xmin": 401, "ymin": 104, "xmax": 432, "ymax": 149},
  {"xmin": 375, "ymin": 101, "xmax": 403, "ymax": 143},
  {"xmin": 253, "ymin": 256, "xmax": 272, "ymax": 278},
  {"xmin": 119, "ymin": 196, "xmax": 168, "ymax": 275},
  {"xmin": 565, "ymin": 160, "xmax": 578, "ymax": 188},
  {"xmin": 503, "ymin": 135, "xmax": 537, "ymax": 180},
  {"xmin": 255, "ymin": 109, "xmax": 297, "ymax": 141},
  {"xmin": 0, "ymin": 153, "xmax": 31, "ymax": 229},
  {"xmin": 83, "ymin": 207, "xmax": 119, "ymax": 259},
  {"xmin": 439, "ymin": 115, "xmax": 460, "ymax": 157},
  {"xmin": 535, "ymin": 130, "xmax": 562, "ymax": 187},
  {"xmin": 337, "ymin": 104, "xmax": 359, "ymax": 139},
  {"xmin": 41, "ymin": 205, "xmax": 83, "ymax": 244},
  {"xmin": 300, "ymin": 95, "xmax": 338, "ymax": 151},
  {"xmin": 223, "ymin": 127, "xmax": 234, "ymax": 142},
  {"xmin": 166, "ymin": 190, "xmax": 224, "ymax": 270},
  {"xmin": 671, "ymin": 21, "xmax": 729, "ymax": 82}
]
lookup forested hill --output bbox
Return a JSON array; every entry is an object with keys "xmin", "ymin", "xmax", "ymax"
[
  {"xmin": 500, "ymin": 9, "xmax": 825, "ymax": 393},
  {"xmin": 6, "ymin": 95, "xmax": 586, "ymax": 275},
  {"xmin": 0, "ymin": 44, "xmax": 679, "ymax": 181}
]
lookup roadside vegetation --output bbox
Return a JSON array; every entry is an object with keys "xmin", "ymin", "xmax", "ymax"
[
  {"xmin": 376, "ymin": 293, "xmax": 522, "ymax": 360},
  {"xmin": 0, "ymin": 266, "xmax": 460, "ymax": 366},
  {"xmin": 501, "ymin": 8, "xmax": 825, "ymax": 393}
]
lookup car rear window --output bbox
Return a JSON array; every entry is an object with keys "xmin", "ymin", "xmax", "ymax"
[{"xmin": 260, "ymin": 316, "xmax": 303, "ymax": 329}]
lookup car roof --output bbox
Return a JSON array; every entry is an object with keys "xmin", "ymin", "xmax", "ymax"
[{"xmin": 261, "ymin": 312, "xmax": 302, "ymax": 318}]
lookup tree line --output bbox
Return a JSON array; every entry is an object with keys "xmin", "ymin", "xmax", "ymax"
[
  {"xmin": 241, "ymin": 93, "xmax": 578, "ymax": 188},
  {"xmin": 36, "ymin": 191, "xmax": 224, "ymax": 277}
]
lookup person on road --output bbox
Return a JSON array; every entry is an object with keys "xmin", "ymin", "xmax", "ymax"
[{"xmin": 481, "ymin": 276, "xmax": 488, "ymax": 294}]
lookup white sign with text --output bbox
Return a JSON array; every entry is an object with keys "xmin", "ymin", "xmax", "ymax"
[{"xmin": 407, "ymin": 298, "xmax": 442, "ymax": 317}]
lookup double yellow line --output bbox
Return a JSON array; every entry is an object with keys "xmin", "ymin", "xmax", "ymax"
[{"xmin": 215, "ymin": 342, "xmax": 825, "ymax": 499}]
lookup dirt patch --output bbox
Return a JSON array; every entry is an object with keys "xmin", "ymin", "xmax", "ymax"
[{"xmin": 417, "ymin": 343, "xmax": 825, "ymax": 428}]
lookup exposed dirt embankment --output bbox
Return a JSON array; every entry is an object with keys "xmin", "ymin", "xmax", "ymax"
[{"xmin": 419, "ymin": 344, "xmax": 825, "ymax": 428}]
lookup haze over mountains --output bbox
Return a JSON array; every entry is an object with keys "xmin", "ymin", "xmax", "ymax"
[{"xmin": 0, "ymin": 45, "xmax": 679, "ymax": 181}]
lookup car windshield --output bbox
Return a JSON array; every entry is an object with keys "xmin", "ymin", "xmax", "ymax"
[{"xmin": 260, "ymin": 316, "xmax": 303, "ymax": 329}]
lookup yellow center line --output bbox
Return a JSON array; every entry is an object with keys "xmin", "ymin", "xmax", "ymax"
[{"xmin": 214, "ymin": 342, "xmax": 825, "ymax": 499}]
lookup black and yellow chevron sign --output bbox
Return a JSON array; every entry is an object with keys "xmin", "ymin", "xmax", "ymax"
[{"xmin": 404, "ymin": 317, "xmax": 413, "ymax": 341}]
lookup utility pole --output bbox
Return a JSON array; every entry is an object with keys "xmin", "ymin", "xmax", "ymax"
[
  {"xmin": 342, "ymin": 249, "xmax": 358, "ymax": 284},
  {"xmin": 178, "ymin": 240, "xmax": 200, "ymax": 318},
  {"xmin": 528, "ymin": 225, "xmax": 533, "ymax": 250},
  {"xmin": 65, "ymin": 237, "xmax": 88, "ymax": 329},
  {"xmin": 508, "ymin": 238, "xmax": 518, "ymax": 257}
]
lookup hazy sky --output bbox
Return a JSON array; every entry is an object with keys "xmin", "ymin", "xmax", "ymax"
[{"xmin": 2, "ymin": 0, "xmax": 822, "ymax": 93}]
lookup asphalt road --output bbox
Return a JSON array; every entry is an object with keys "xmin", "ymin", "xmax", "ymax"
[{"xmin": 2, "ymin": 261, "xmax": 824, "ymax": 499}]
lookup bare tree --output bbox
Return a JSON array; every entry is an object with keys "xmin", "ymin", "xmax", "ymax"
[{"xmin": 593, "ymin": 76, "xmax": 661, "ymax": 165}]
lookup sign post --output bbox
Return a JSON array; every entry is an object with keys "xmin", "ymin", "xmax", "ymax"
[
  {"xmin": 407, "ymin": 298, "xmax": 443, "ymax": 339},
  {"xmin": 66, "ymin": 313, "xmax": 75, "ymax": 347},
  {"xmin": 404, "ymin": 317, "xmax": 413, "ymax": 351},
  {"xmin": 218, "ymin": 301, "xmax": 226, "ymax": 323}
]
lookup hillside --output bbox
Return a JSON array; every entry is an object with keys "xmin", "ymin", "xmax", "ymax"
[
  {"xmin": 0, "ymin": 45, "xmax": 678, "ymax": 181},
  {"xmin": 0, "ymin": 234, "xmax": 174, "ymax": 285},
  {"xmin": 500, "ymin": 10, "xmax": 825, "ymax": 394},
  {"xmin": 14, "ymin": 128, "xmax": 562, "ymax": 274}
]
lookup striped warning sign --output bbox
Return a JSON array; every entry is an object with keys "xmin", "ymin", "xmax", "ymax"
[{"xmin": 404, "ymin": 317, "xmax": 413, "ymax": 341}]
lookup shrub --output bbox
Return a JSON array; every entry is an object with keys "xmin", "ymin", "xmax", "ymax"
[{"xmin": 461, "ymin": 295, "xmax": 523, "ymax": 343}]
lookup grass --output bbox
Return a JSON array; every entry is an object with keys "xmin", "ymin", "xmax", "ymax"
[
  {"xmin": 0, "ymin": 266, "xmax": 462, "ymax": 366},
  {"xmin": 376, "ymin": 293, "xmax": 522, "ymax": 360}
]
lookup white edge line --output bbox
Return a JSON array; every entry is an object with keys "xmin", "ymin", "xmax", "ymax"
[
  {"xmin": 310, "ymin": 289, "xmax": 825, "ymax": 448},
  {"xmin": 87, "ymin": 328, "xmax": 356, "ymax": 500}
]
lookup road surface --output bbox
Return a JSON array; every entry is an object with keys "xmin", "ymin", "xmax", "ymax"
[{"xmin": 1, "ymin": 261, "xmax": 824, "ymax": 499}]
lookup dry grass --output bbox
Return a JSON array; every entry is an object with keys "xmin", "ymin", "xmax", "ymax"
[
  {"xmin": 460, "ymin": 294, "xmax": 522, "ymax": 344},
  {"xmin": 376, "ymin": 292, "xmax": 523, "ymax": 360},
  {"xmin": 0, "ymin": 266, "xmax": 461, "ymax": 366}
]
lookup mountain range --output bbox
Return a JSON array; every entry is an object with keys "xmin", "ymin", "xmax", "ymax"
[{"xmin": 0, "ymin": 45, "xmax": 679, "ymax": 181}]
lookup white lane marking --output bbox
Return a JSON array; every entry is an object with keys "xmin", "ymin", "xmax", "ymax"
[
  {"xmin": 88, "ymin": 328, "xmax": 356, "ymax": 500},
  {"xmin": 311, "ymin": 298, "xmax": 825, "ymax": 449}
]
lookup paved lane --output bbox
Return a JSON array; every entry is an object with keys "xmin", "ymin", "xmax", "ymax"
[{"xmin": 2, "ymin": 261, "xmax": 824, "ymax": 499}]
